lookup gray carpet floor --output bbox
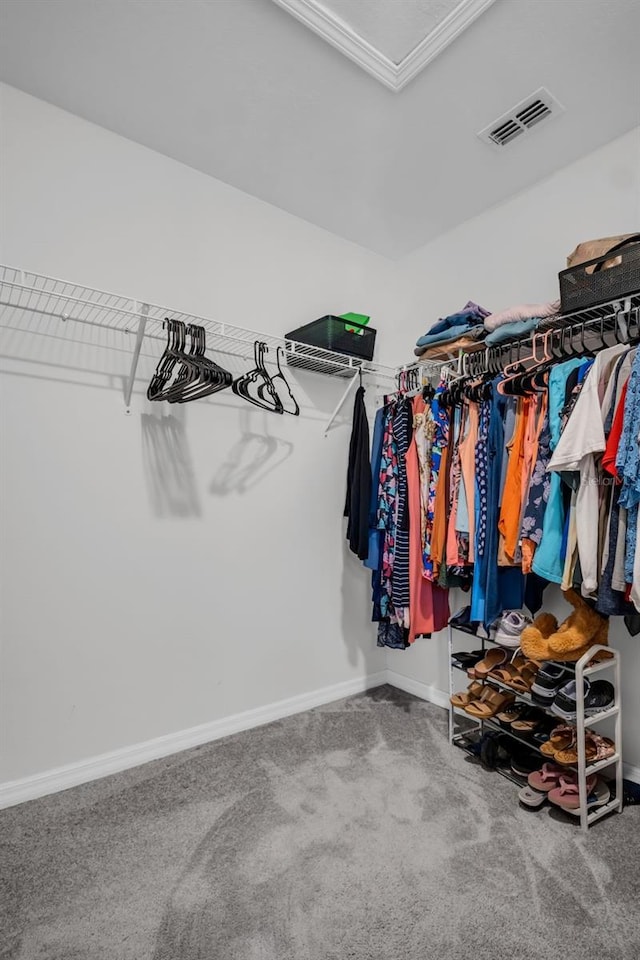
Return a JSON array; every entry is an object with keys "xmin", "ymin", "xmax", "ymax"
[{"xmin": 2, "ymin": 685, "xmax": 639, "ymax": 960}]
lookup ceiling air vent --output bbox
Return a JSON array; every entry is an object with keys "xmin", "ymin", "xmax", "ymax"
[{"xmin": 478, "ymin": 88, "xmax": 564, "ymax": 149}]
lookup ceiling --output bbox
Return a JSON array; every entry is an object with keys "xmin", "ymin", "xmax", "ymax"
[
  {"xmin": 1, "ymin": 0, "xmax": 639, "ymax": 258},
  {"xmin": 272, "ymin": 0, "xmax": 496, "ymax": 88}
]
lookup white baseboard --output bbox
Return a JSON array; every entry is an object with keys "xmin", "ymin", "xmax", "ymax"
[
  {"xmin": 0, "ymin": 671, "xmax": 387, "ymax": 809},
  {"xmin": 3, "ymin": 668, "xmax": 637, "ymax": 809},
  {"xmin": 385, "ymin": 670, "xmax": 450, "ymax": 709},
  {"xmin": 623, "ymin": 763, "xmax": 640, "ymax": 785}
]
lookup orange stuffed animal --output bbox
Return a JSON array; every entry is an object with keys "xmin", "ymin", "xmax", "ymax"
[{"xmin": 520, "ymin": 590, "xmax": 608, "ymax": 662}]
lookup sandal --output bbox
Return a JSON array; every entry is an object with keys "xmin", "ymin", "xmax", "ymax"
[
  {"xmin": 464, "ymin": 685, "xmax": 515, "ymax": 718},
  {"xmin": 548, "ymin": 774, "xmax": 599, "ymax": 810},
  {"xmin": 540, "ymin": 724, "xmax": 574, "ymax": 758},
  {"xmin": 451, "ymin": 650, "xmax": 485, "ymax": 670},
  {"xmin": 488, "ymin": 662, "xmax": 522, "ymax": 685},
  {"xmin": 472, "ymin": 648, "xmax": 508, "ymax": 679},
  {"xmin": 527, "ymin": 762, "xmax": 565, "ymax": 792},
  {"xmin": 555, "ymin": 732, "xmax": 598, "ymax": 766},
  {"xmin": 511, "ymin": 707, "xmax": 546, "ymax": 734},
  {"xmin": 495, "ymin": 702, "xmax": 527, "ymax": 728},
  {"xmin": 592, "ymin": 733, "xmax": 616, "ymax": 761},
  {"xmin": 555, "ymin": 732, "xmax": 616, "ymax": 766},
  {"xmin": 559, "ymin": 778, "xmax": 611, "ymax": 816},
  {"xmin": 518, "ymin": 784, "xmax": 547, "ymax": 808},
  {"xmin": 450, "ymin": 681, "xmax": 484, "ymax": 708},
  {"xmin": 503, "ymin": 660, "xmax": 539, "ymax": 693}
]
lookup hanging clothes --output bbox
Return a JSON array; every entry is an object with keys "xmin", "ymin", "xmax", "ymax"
[
  {"xmin": 344, "ymin": 384, "xmax": 371, "ymax": 561},
  {"xmin": 407, "ymin": 394, "xmax": 450, "ymax": 642},
  {"xmin": 547, "ymin": 344, "xmax": 628, "ymax": 594}
]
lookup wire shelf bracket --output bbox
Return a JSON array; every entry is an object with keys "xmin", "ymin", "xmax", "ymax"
[{"xmin": 0, "ymin": 264, "xmax": 398, "ymax": 417}]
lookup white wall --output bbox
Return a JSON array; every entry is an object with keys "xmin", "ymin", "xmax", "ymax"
[
  {"xmin": 0, "ymin": 84, "xmax": 397, "ymax": 785},
  {"xmin": 3, "ymin": 83, "xmax": 640, "ymax": 793},
  {"xmin": 390, "ymin": 125, "xmax": 640, "ymax": 773}
]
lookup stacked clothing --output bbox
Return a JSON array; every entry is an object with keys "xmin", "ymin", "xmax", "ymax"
[
  {"xmin": 483, "ymin": 300, "xmax": 560, "ymax": 342},
  {"xmin": 414, "ymin": 301, "xmax": 489, "ymax": 357}
]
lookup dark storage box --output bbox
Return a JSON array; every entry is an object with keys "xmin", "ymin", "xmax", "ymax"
[
  {"xmin": 559, "ymin": 239, "xmax": 640, "ymax": 313},
  {"xmin": 286, "ymin": 315, "xmax": 376, "ymax": 361}
]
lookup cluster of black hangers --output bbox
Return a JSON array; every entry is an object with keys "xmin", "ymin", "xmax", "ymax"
[{"xmin": 147, "ymin": 319, "xmax": 299, "ymax": 415}]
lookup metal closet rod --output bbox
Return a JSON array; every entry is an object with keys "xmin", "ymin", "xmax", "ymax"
[
  {"xmin": 468, "ymin": 299, "xmax": 639, "ymax": 377},
  {"xmin": 399, "ymin": 294, "xmax": 640, "ymax": 380}
]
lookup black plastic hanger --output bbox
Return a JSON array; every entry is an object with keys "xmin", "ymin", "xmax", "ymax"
[
  {"xmin": 258, "ymin": 345, "xmax": 299, "ymax": 415},
  {"xmin": 233, "ymin": 341, "xmax": 284, "ymax": 414}
]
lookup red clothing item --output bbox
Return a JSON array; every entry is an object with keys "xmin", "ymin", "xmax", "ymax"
[
  {"xmin": 406, "ymin": 395, "xmax": 449, "ymax": 642},
  {"xmin": 602, "ymin": 379, "xmax": 629, "ymax": 480}
]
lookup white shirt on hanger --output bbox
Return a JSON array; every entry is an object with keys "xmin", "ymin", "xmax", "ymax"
[{"xmin": 547, "ymin": 343, "xmax": 629, "ymax": 596}]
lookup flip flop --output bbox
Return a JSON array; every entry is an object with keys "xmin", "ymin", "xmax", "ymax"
[
  {"xmin": 562, "ymin": 779, "xmax": 611, "ymax": 816},
  {"xmin": 527, "ymin": 763, "xmax": 565, "ymax": 792},
  {"xmin": 548, "ymin": 774, "xmax": 599, "ymax": 810},
  {"xmin": 518, "ymin": 784, "xmax": 547, "ymax": 809}
]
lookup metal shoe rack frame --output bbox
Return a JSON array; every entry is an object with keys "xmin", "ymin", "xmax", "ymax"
[{"xmin": 448, "ymin": 624, "xmax": 623, "ymax": 831}]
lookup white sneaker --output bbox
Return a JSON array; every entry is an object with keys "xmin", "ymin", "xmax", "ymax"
[{"xmin": 494, "ymin": 610, "xmax": 532, "ymax": 649}]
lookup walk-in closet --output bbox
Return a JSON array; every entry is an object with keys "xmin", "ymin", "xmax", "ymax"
[{"xmin": 1, "ymin": 1, "xmax": 640, "ymax": 958}]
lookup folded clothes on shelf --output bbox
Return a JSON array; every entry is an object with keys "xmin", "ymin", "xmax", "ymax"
[
  {"xmin": 485, "ymin": 317, "xmax": 540, "ymax": 346},
  {"xmin": 414, "ymin": 324, "xmax": 485, "ymax": 356},
  {"xmin": 415, "ymin": 336, "xmax": 487, "ymax": 359},
  {"xmin": 416, "ymin": 300, "xmax": 490, "ymax": 346},
  {"xmin": 484, "ymin": 299, "xmax": 560, "ymax": 332}
]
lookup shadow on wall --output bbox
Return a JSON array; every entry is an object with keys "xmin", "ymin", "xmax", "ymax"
[
  {"xmin": 141, "ymin": 406, "xmax": 201, "ymax": 518},
  {"xmin": 209, "ymin": 407, "xmax": 294, "ymax": 496}
]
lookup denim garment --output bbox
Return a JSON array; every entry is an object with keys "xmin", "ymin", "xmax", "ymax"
[
  {"xmin": 419, "ymin": 304, "xmax": 488, "ymax": 342},
  {"xmin": 471, "ymin": 379, "xmax": 524, "ymax": 627},
  {"xmin": 532, "ymin": 358, "xmax": 586, "ymax": 584},
  {"xmin": 616, "ymin": 350, "xmax": 640, "ymax": 583}
]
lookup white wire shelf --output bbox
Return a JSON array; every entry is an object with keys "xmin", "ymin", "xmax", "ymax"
[{"xmin": 0, "ymin": 264, "xmax": 400, "ymax": 386}]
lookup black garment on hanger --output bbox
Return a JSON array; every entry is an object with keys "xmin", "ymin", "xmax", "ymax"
[{"xmin": 344, "ymin": 385, "xmax": 371, "ymax": 561}]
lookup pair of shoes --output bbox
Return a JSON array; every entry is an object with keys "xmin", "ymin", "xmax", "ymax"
[
  {"xmin": 467, "ymin": 647, "xmax": 507, "ymax": 679},
  {"xmin": 520, "ymin": 590, "xmax": 609, "ymax": 662},
  {"xmin": 450, "ymin": 649, "xmax": 485, "ymax": 670},
  {"xmin": 551, "ymin": 679, "xmax": 615, "ymax": 720},
  {"xmin": 495, "ymin": 702, "xmax": 548, "ymax": 735},
  {"xmin": 519, "ymin": 765, "xmax": 599, "ymax": 810},
  {"xmin": 489, "ymin": 652, "xmax": 539, "ymax": 693},
  {"xmin": 492, "ymin": 610, "xmax": 532, "ymax": 649},
  {"xmin": 539, "ymin": 724, "xmax": 616, "ymax": 764},
  {"xmin": 549, "ymin": 776, "xmax": 611, "ymax": 814},
  {"xmin": 450, "ymin": 681, "xmax": 484, "ymax": 708},
  {"xmin": 510, "ymin": 749, "xmax": 540, "ymax": 779},
  {"xmin": 531, "ymin": 661, "xmax": 572, "ymax": 706},
  {"xmin": 463, "ymin": 684, "xmax": 515, "ymax": 719}
]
